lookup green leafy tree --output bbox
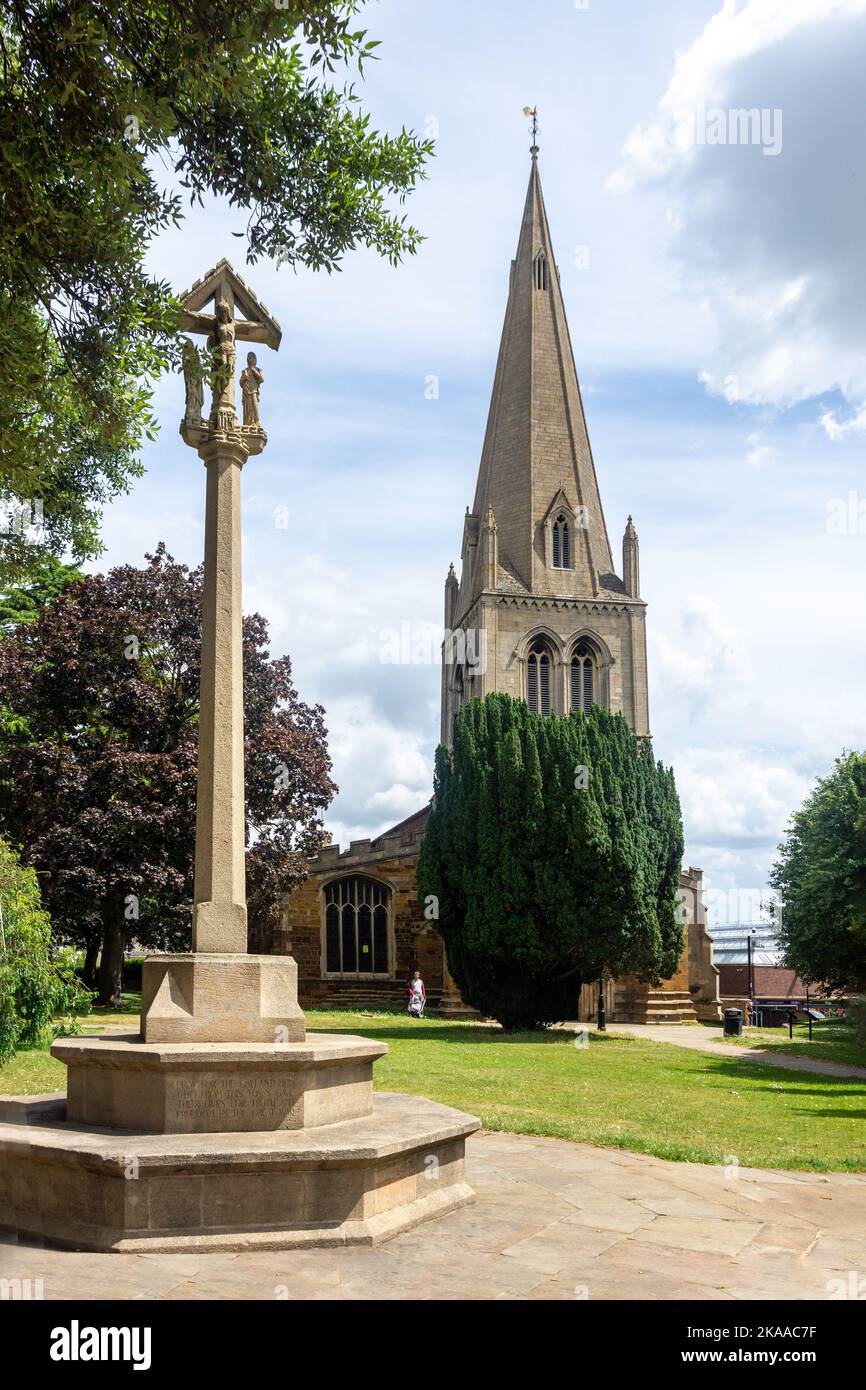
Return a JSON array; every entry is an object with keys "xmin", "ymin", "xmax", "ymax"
[
  {"xmin": 769, "ymin": 751, "xmax": 866, "ymax": 995},
  {"xmin": 0, "ymin": 1, "xmax": 432, "ymax": 578},
  {"xmin": 0, "ymin": 835, "xmax": 90, "ymax": 1064},
  {"xmin": 418, "ymin": 694, "xmax": 685, "ymax": 1030},
  {"xmin": 0, "ymin": 551, "xmax": 83, "ymax": 631}
]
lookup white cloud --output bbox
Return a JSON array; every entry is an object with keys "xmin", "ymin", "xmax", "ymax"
[
  {"xmin": 674, "ymin": 744, "xmax": 814, "ymax": 918},
  {"xmin": 651, "ymin": 595, "xmax": 753, "ymax": 720},
  {"xmin": 676, "ymin": 745, "xmax": 809, "ymax": 847},
  {"xmin": 323, "ymin": 695, "xmax": 432, "ymax": 844},
  {"xmin": 820, "ymin": 402, "xmax": 866, "ymax": 440},
  {"xmin": 745, "ymin": 429, "xmax": 777, "ymax": 466},
  {"xmin": 608, "ymin": 0, "xmax": 866, "ymax": 410}
]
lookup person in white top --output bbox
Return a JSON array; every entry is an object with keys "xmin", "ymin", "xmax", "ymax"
[{"xmin": 408, "ymin": 970, "xmax": 426, "ymax": 1018}]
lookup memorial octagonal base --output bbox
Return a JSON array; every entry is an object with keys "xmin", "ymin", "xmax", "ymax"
[
  {"xmin": 0, "ymin": 1091, "xmax": 478, "ymax": 1252},
  {"xmin": 54, "ymin": 1033, "xmax": 388, "ymax": 1134},
  {"xmin": 0, "ymin": 940, "xmax": 479, "ymax": 1251}
]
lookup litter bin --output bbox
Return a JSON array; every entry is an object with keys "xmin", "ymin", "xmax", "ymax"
[{"xmin": 723, "ymin": 1007, "xmax": 743, "ymax": 1037}]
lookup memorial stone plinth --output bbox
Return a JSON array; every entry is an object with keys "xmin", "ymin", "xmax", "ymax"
[
  {"xmin": 140, "ymin": 953, "xmax": 305, "ymax": 1044},
  {"xmin": 56, "ymin": 1033, "xmax": 386, "ymax": 1134},
  {"xmin": 0, "ymin": 260, "xmax": 478, "ymax": 1252}
]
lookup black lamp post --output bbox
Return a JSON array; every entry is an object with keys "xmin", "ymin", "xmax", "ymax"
[
  {"xmin": 746, "ymin": 928, "xmax": 758, "ymax": 1004},
  {"xmin": 597, "ymin": 979, "xmax": 607, "ymax": 1032}
]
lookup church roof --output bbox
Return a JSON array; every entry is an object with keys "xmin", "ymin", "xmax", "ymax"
[
  {"xmin": 495, "ymin": 559, "xmax": 529, "ymax": 595},
  {"xmin": 462, "ymin": 154, "xmax": 616, "ymax": 608},
  {"xmin": 371, "ymin": 805, "xmax": 430, "ymax": 844}
]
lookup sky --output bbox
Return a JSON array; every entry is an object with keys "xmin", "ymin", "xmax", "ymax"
[{"xmin": 92, "ymin": 0, "xmax": 866, "ymax": 923}]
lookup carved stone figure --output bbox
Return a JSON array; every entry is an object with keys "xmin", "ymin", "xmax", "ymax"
[
  {"xmin": 181, "ymin": 337, "xmax": 205, "ymax": 423},
  {"xmin": 208, "ymin": 296, "xmax": 237, "ymax": 431},
  {"xmin": 239, "ymin": 352, "xmax": 264, "ymax": 428}
]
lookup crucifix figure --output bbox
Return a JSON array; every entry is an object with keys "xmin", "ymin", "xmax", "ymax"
[
  {"xmin": 179, "ymin": 259, "xmax": 280, "ymax": 446},
  {"xmin": 175, "ymin": 260, "xmax": 282, "ymax": 957},
  {"xmin": 208, "ymin": 295, "xmax": 238, "ymax": 432}
]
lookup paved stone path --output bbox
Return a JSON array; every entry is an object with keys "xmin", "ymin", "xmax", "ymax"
[
  {"xmin": 604, "ymin": 1022, "xmax": 866, "ymax": 1081},
  {"xmin": 3, "ymin": 1131, "xmax": 864, "ymax": 1301}
]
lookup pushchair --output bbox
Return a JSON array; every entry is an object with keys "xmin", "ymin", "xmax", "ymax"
[{"xmin": 408, "ymin": 989, "xmax": 425, "ymax": 1019}]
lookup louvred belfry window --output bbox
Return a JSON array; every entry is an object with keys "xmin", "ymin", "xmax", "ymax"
[
  {"xmin": 324, "ymin": 876, "xmax": 390, "ymax": 975},
  {"xmin": 552, "ymin": 513, "xmax": 572, "ymax": 569},
  {"xmin": 527, "ymin": 640, "xmax": 552, "ymax": 715},
  {"xmin": 570, "ymin": 642, "xmax": 595, "ymax": 713}
]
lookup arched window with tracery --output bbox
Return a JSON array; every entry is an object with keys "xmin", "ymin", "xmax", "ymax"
[
  {"xmin": 534, "ymin": 250, "xmax": 549, "ymax": 291},
  {"xmin": 570, "ymin": 641, "xmax": 596, "ymax": 713},
  {"xmin": 324, "ymin": 876, "xmax": 390, "ymax": 975},
  {"xmin": 552, "ymin": 513, "xmax": 572, "ymax": 569},
  {"xmin": 527, "ymin": 639, "xmax": 553, "ymax": 715}
]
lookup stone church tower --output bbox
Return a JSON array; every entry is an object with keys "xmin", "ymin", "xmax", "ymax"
[
  {"xmin": 442, "ymin": 150, "xmax": 648, "ymax": 744},
  {"xmin": 277, "ymin": 152, "xmax": 720, "ymax": 1025}
]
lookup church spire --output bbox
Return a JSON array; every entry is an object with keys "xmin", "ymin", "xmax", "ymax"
[
  {"xmin": 444, "ymin": 149, "xmax": 650, "ymax": 745},
  {"xmin": 466, "ymin": 150, "xmax": 614, "ymax": 605}
]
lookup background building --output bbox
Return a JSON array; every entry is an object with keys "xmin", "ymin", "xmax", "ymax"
[{"xmin": 708, "ymin": 922, "xmax": 810, "ymax": 1004}]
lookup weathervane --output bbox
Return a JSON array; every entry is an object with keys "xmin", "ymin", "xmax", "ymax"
[{"xmin": 523, "ymin": 104, "xmax": 539, "ymax": 157}]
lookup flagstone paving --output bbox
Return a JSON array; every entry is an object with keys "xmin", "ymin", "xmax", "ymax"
[{"xmin": 2, "ymin": 1130, "xmax": 865, "ymax": 1301}]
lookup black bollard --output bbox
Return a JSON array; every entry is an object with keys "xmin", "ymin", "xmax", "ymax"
[{"xmin": 597, "ymin": 983, "xmax": 607, "ymax": 1033}]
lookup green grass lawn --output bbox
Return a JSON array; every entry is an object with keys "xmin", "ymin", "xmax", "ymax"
[
  {"xmin": 1, "ymin": 1005, "xmax": 864, "ymax": 1172},
  {"xmin": 306, "ymin": 1009, "xmax": 866, "ymax": 1172},
  {"xmin": 711, "ymin": 1019, "xmax": 866, "ymax": 1070},
  {"xmin": 80, "ymin": 991, "xmax": 142, "ymax": 1032},
  {"xmin": 0, "ymin": 992, "xmax": 143, "ymax": 1094}
]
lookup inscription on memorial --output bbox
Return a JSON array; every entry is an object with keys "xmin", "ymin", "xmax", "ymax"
[{"xmin": 171, "ymin": 1073, "xmax": 300, "ymax": 1130}]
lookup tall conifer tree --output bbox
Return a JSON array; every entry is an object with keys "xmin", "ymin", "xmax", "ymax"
[{"xmin": 418, "ymin": 694, "xmax": 684, "ymax": 1029}]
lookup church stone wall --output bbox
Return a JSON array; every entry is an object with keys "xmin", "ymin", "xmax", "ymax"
[
  {"xmin": 274, "ymin": 814, "xmax": 445, "ymax": 1010},
  {"xmin": 479, "ymin": 596, "xmax": 647, "ymax": 730},
  {"xmin": 683, "ymin": 867, "xmax": 722, "ymax": 1022},
  {"xmin": 278, "ymin": 816, "xmax": 719, "ymax": 1024}
]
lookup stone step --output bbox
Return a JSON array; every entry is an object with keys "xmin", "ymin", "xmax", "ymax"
[
  {"xmin": 620, "ymin": 989, "xmax": 694, "ymax": 1003},
  {"xmin": 616, "ymin": 988, "xmax": 700, "ymax": 1025},
  {"xmin": 616, "ymin": 1013, "xmax": 698, "ymax": 1025}
]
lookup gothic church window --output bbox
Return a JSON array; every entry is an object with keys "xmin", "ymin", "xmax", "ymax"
[
  {"xmin": 570, "ymin": 641, "xmax": 596, "ymax": 713},
  {"xmin": 324, "ymin": 876, "xmax": 390, "ymax": 975},
  {"xmin": 534, "ymin": 250, "xmax": 549, "ymax": 291},
  {"xmin": 552, "ymin": 513, "xmax": 572, "ymax": 569},
  {"xmin": 527, "ymin": 639, "xmax": 552, "ymax": 715}
]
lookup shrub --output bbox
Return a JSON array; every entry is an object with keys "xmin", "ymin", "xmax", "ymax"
[{"xmin": 0, "ymin": 837, "xmax": 90, "ymax": 1063}]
